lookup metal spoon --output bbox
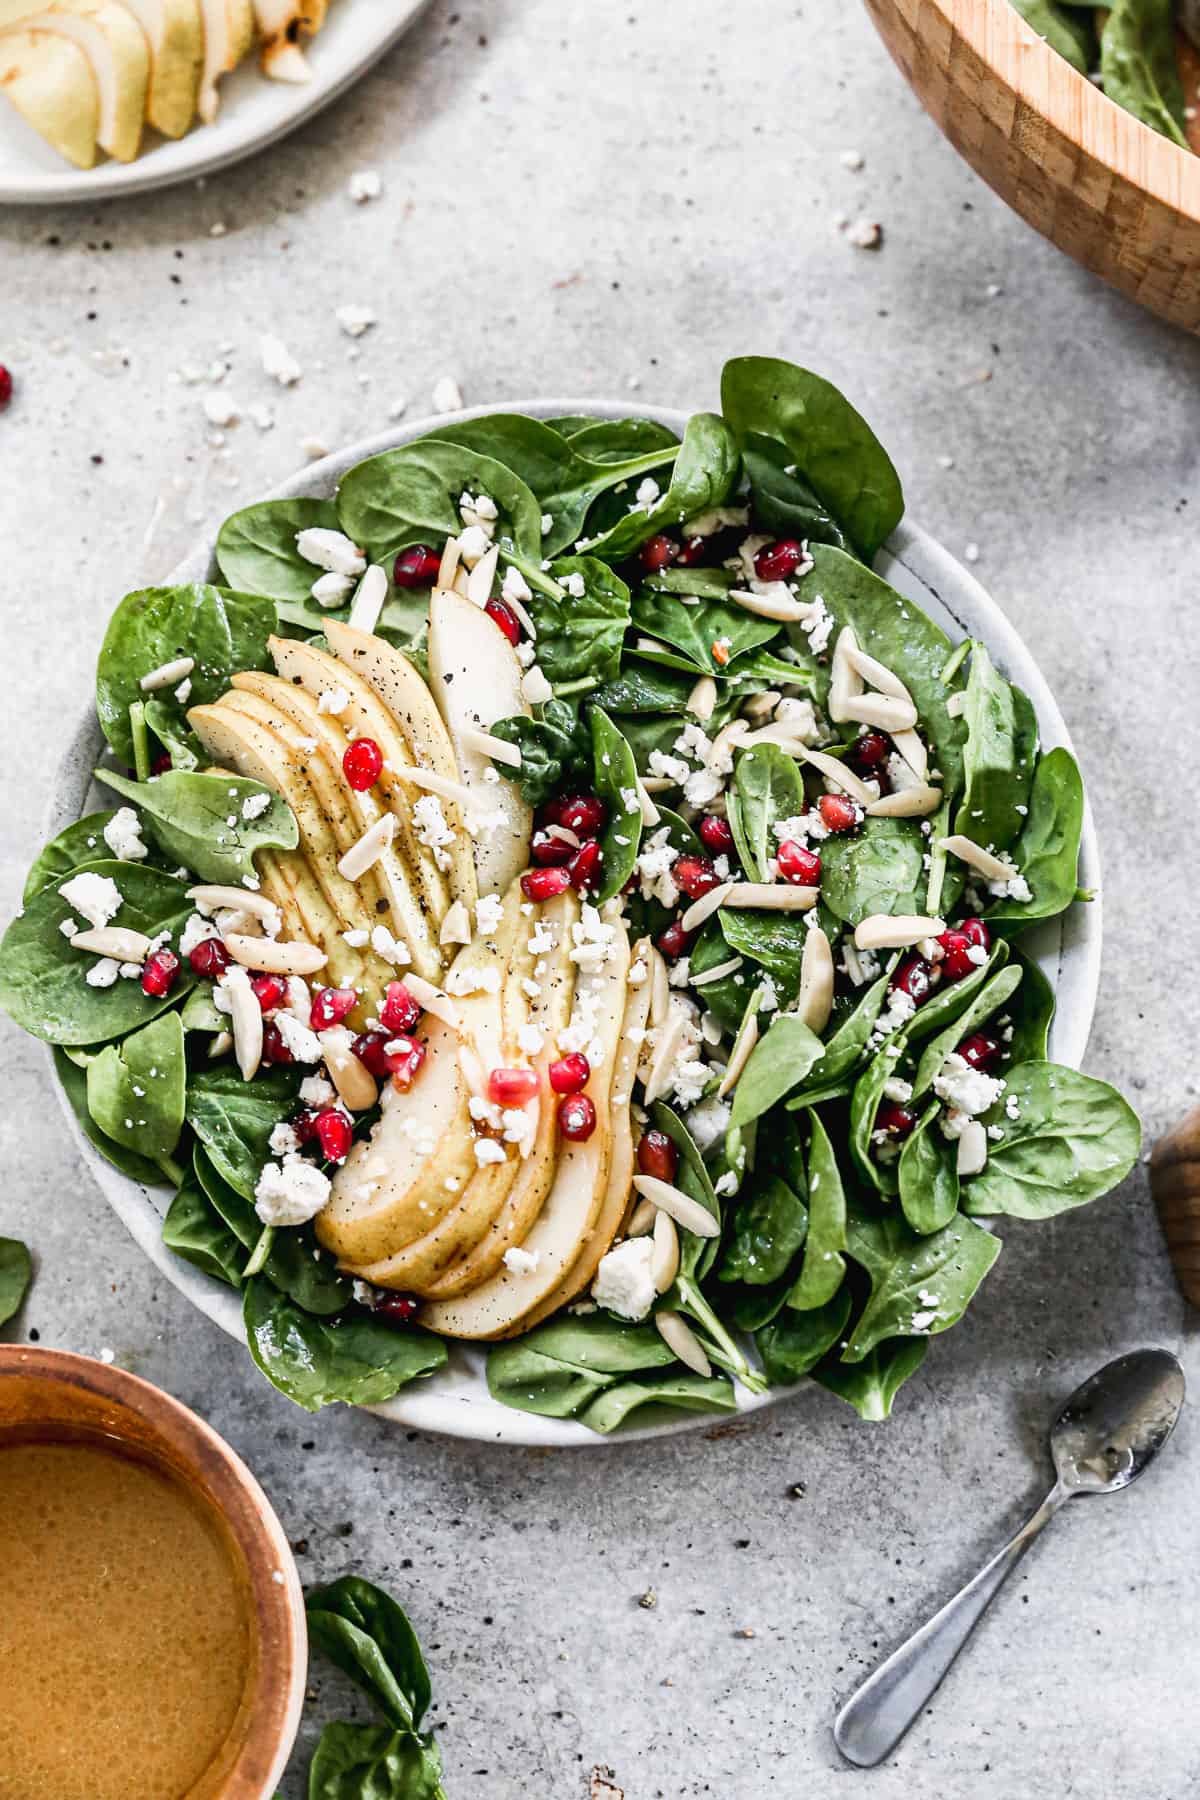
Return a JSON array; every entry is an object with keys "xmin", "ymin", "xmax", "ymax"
[{"xmin": 834, "ymin": 1348, "xmax": 1186, "ymax": 1767}]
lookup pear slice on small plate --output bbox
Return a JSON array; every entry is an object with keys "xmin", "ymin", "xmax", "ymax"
[
  {"xmin": 0, "ymin": 0, "xmax": 149, "ymax": 161},
  {"xmin": 0, "ymin": 27, "xmax": 98, "ymax": 167},
  {"xmin": 121, "ymin": 0, "xmax": 203, "ymax": 137}
]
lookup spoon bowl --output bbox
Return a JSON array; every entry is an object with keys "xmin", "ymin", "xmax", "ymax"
[{"xmin": 1052, "ymin": 1348, "xmax": 1186, "ymax": 1496}]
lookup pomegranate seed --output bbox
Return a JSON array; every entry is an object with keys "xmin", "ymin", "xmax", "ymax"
[
  {"xmin": 521, "ymin": 866, "xmax": 572, "ymax": 902},
  {"xmin": 818, "ymin": 792, "xmax": 859, "ymax": 834},
  {"xmin": 376, "ymin": 1292, "xmax": 421, "ymax": 1326},
  {"xmin": 962, "ymin": 917, "xmax": 991, "ymax": 952},
  {"xmin": 380, "ymin": 981, "xmax": 422, "ymax": 1035},
  {"xmin": 537, "ymin": 795, "xmax": 569, "ymax": 827},
  {"xmin": 557, "ymin": 794, "xmax": 607, "ymax": 836},
  {"xmin": 531, "ymin": 831, "xmax": 575, "ymax": 867},
  {"xmin": 753, "ymin": 538, "xmax": 807, "ymax": 582},
  {"xmin": 188, "ymin": 938, "xmax": 230, "ymax": 978},
  {"xmin": 548, "ymin": 1052, "xmax": 590, "ymax": 1095},
  {"xmin": 698, "ymin": 813, "xmax": 735, "ymax": 855},
  {"xmin": 875, "ymin": 1101, "xmax": 918, "ymax": 1140},
  {"xmin": 640, "ymin": 533, "xmax": 679, "ymax": 573},
  {"xmin": 655, "ymin": 918, "xmax": 692, "ymax": 961},
  {"xmin": 890, "ymin": 955, "xmax": 935, "ymax": 1008},
  {"xmin": 484, "ymin": 597, "xmax": 521, "ymax": 645},
  {"xmin": 937, "ymin": 930, "xmax": 975, "ymax": 982},
  {"xmin": 673, "ymin": 854, "xmax": 719, "ymax": 900},
  {"xmin": 292, "ymin": 1108, "xmax": 321, "ymax": 1145},
  {"xmin": 251, "ymin": 973, "xmax": 287, "ymax": 1013},
  {"xmin": 488, "ymin": 1066, "xmax": 540, "ymax": 1106},
  {"xmin": 959, "ymin": 1031, "xmax": 1001, "ymax": 1071},
  {"xmin": 567, "ymin": 838, "xmax": 602, "ymax": 893},
  {"xmin": 0, "ymin": 365, "xmax": 12, "ymax": 411},
  {"xmin": 848, "ymin": 730, "xmax": 891, "ymax": 770},
  {"xmin": 393, "ymin": 544, "xmax": 441, "ymax": 588},
  {"xmin": 637, "ymin": 1128, "xmax": 678, "ymax": 1183},
  {"xmin": 776, "ymin": 840, "xmax": 822, "ymax": 886},
  {"xmin": 352, "ymin": 1030, "xmax": 395, "ymax": 1078},
  {"xmin": 140, "ymin": 947, "xmax": 180, "ymax": 998},
  {"xmin": 389, "ymin": 1038, "xmax": 426, "ymax": 1091},
  {"xmin": 558, "ymin": 1093, "xmax": 597, "ymax": 1142},
  {"xmin": 343, "ymin": 737, "xmax": 383, "ymax": 791},
  {"xmin": 314, "ymin": 1108, "xmax": 353, "ymax": 1163},
  {"xmin": 150, "ymin": 750, "xmax": 172, "ymax": 776},
  {"xmin": 260, "ymin": 1020, "xmax": 293, "ymax": 1065},
  {"xmin": 677, "ymin": 535, "xmax": 709, "ymax": 566},
  {"xmin": 311, "ymin": 986, "xmax": 357, "ymax": 1031}
]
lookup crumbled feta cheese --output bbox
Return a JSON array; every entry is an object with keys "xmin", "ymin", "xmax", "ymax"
[
  {"xmin": 456, "ymin": 523, "xmax": 492, "ymax": 566},
  {"xmin": 342, "ymin": 928, "xmax": 370, "ymax": 948},
  {"xmin": 412, "ymin": 794, "xmax": 456, "ymax": 871},
  {"xmin": 273, "ymin": 1011, "xmax": 324, "ymax": 1064},
  {"xmin": 269, "ymin": 1121, "xmax": 300, "ymax": 1158},
  {"xmin": 299, "ymin": 1074, "xmax": 336, "ymax": 1108},
  {"xmin": 503, "ymin": 1245, "xmax": 540, "ymax": 1275},
  {"xmin": 686, "ymin": 1095, "xmax": 731, "ymax": 1153},
  {"xmin": 501, "ymin": 564, "xmax": 533, "ymax": 607},
  {"xmin": 260, "ymin": 334, "xmax": 303, "ymax": 386},
  {"xmin": 635, "ymin": 826, "xmax": 680, "ymax": 907},
  {"xmin": 773, "ymin": 696, "xmax": 823, "ymax": 744},
  {"xmin": 564, "ymin": 571, "xmax": 586, "ymax": 599},
  {"xmin": 800, "ymin": 596, "xmax": 834, "ymax": 655},
  {"xmin": 85, "ymin": 957, "xmax": 121, "ymax": 988},
  {"xmin": 179, "ymin": 911, "xmax": 218, "ymax": 958},
  {"xmin": 317, "ymin": 686, "xmax": 351, "ymax": 716},
  {"xmin": 883, "ymin": 1076, "xmax": 914, "ymax": 1104},
  {"xmin": 240, "ymin": 791, "xmax": 272, "ymax": 823},
  {"xmin": 370, "ymin": 923, "xmax": 410, "ymax": 964},
  {"xmin": 432, "ymin": 375, "xmax": 464, "ymax": 413},
  {"xmin": 933, "ymin": 1052, "xmax": 1005, "ymax": 1118},
  {"xmin": 348, "ymin": 168, "xmax": 382, "ymax": 203},
  {"xmin": 592, "ymin": 1236, "xmax": 656, "ymax": 1321},
  {"xmin": 475, "ymin": 892, "xmax": 504, "ymax": 936},
  {"xmin": 521, "ymin": 665, "xmax": 553, "ymax": 706},
  {"xmin": 474, "ymin": 1137, "xmax": 507, "ymax": 1166},
  {"xmin": 102, "ymin": 807, "xmax": 147, "ymax": 863},
  {"xmin": 516, "ymin": 1022, "xmax": 545, "ymax": 1055},
  {"xmin": 632, "ymin": 476, "xmax": 660, "ymax": 512},
  {"xmin": 311, "ymin": 570, "xmax": 356, "ymax": 607},
  {"xmin": 59, "ymin": 871, "xmax": 122, "ymax": 930},
  {"xmin": 647, "ymin": 749, "xmax": 691, "ymax": 787},
  {"xmin": 254, "ymin": 1159, "xmax": 331, "ymax": 1227},
  {"xmin": 296, "ymin": 527, "xmax": 366, "ymax": 576},
  {"xmin": 336, "ymin": 304, "xmax": 377, "ymax": 339}
]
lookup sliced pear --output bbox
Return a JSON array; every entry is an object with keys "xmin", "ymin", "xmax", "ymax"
[
  {"xmin": 419, "ymin": 890, "xmax": 580, "ymax": 1298},
  {"xmin": 120, "ymin": 0, "xmax": 203, "ymax": 137},
  {"xmin": 196, "ymin": 0, "xmax": 252, "ymax": 121},
  {"xmin": 251, "ymin": 0, "xmax": 311, "ymax": 80},
  {"xmin": 0, "ymin": 0, "xmax": 148, "ymax": 161},
  {"xmin": 231, "ymin": 668, "xmax": 445, "ymax": 984},
  {"xmin": 426, "ymin": 588, "xmax": 534, "ymax": 895},
  {"xmin": 0, "ymin": 27, "xmax": 98, "ymax": 167},
  {"xmin": 421, "ymin": 912, "xmax": 631, "ymax": 1340},
  {"xmin": 268, "ymin": 634, "xmax": 461, "ymax": 924}
]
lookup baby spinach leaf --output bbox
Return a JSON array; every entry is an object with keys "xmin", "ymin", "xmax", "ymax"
[
  {"xmin": 815, "ymin": 1337, "xmax": 929, "ymax": 1421},
  {"xmin": 788, "ymin": 1112, "xmax": 849, "ymax": 1308},
  {"xmin": 590, "ymin": 708, "xmax": 643, "ymax": 902},
  {"xmin": 630, "ymin": 588, "xmax": 780, "ymax": 676},
  {"xmin": 530, "ymin": 556, "xmax": 630, "ymax": 686},
  {"xmin": 729, "ymin": 1015, "xmax": 824, "ymax": 1130},
  {"xmin": 186, "ymin": 1065, "xmax": 303, "ymax": 1200},
  {"xmin": 820, "ymin": 817, "xmax": 928, "ymax": 925},
  {"xmin": 964, "ymin": 1062, "xmax": 1141, "ymax": 1218},
  {"xmin": 491, "ymin": 698, "xmax": 590, "ymax": 807},
  {"xmin": 96, "ymin": 768, "xmax": 298, "ymax": 887},
  {"xmin": 720, "ymin": 356, "xmax": 904, "ymax": 561},
  {"xmin": 86, "ymin": 1010, "xmax": 186, "ymax": 1173},
  {"xmin": 307, "ymin": 1575, "xmax": 432, "ymax": 1731},
  {"xmin": 0, "ymin": 1237, "xmax": 32, "ymax": 1326},
  {"xmin": 336, "ymin": 441, "xmax": 543, "ymax": 565},
  {"xmin": 984, "ymin": 747, "xmax": 1084, "ymax": 929},
  {"xmin": 578, "ymin": 1372, "xmax": 737, "ymax": 1432},
  {"xmin": 23, "ymin": 812, "xmax": 157, "ymax": 903},
  {"xmin": 583, "ymin": 411, "xmax": 741, "ymax": 560},
  {"xmin": 842, "ymin": 1209, "xmax": 1001, "ymax": 1360},
  {"xmin": 1004, "ymin": 949, "xmax": 1056, "ymax": 1061},
  {"xmin": 179, "ymin": 986, "xmax": 227, "ymax": 1034},
  {"xmin": 905, "ymin": 939, "xmax": 1011, "ymax": 1045},
  {"xmin": 718, "ymin": 1173, "xmax": 808, "ymax": 1286},
  {"xmin": 730, "ymin": 1277, "xmax": 794, "ymax": 1331},
  {"xmin": 1100, "ymin": 0, "xmax": 1188, "ymax": 146},
  {"xmin": 686, "ymin": 921, "xmax": 749, "ymax": 1036},
  {"xmin": 756, "ymin": 1288, "xmax": 853, "ymax": 1386},
  {"xmin": 53, "ymin": 1047, "xmax": 167, "ymax": 1184},
  {"xmin": 194, "ymin": 1145, "xmax": 349, "ymax": 1316},
  {"xmin": 848, "ymin": 1038, "xmax": 907, "ymax": 1195},
  {"xmin": 243, "ymin": 1279, "xmax": 447, "ymax": 1411},
  {"xmin": 142, "ymin": 698, "xmax": 202, "ymax": 771},
  {"xmin": 898, "ymin": 1105, "xmax": 960, "ymax": 1235},
  {"xmin": 561, "ymin": 417, "xmax": 680, "ymax": 460},
  {"xmin": 910, "ymin": 963, "xmax": 1024, "ymax": 1099},
  {"xmin": 215, "ymin": 497, "xmax": 340, "ymax": 603},
  {"xmin": 307, "ymin": 1722, "xmax": 447, "ymax": 1800},
  {"xmin": 592, "ymin": 659, "xmax": 696, "ymax": 714},
  {"xmin": 729, "ymin": 744, "xmax": 804, "ymax": 881},
  {"xmin": 645, "ymin": 565, "xmax": 737, "ymax": 601},
  {"xmin": 952, "ymin": 644, "xmax": 1038, "ymax": 858},
  {"xmin": 486, "ymin": 1346, "xmax": 612, "ymax": 1418},
  {"xmin": 0, "ymin": 861, "xmax": 195, "ymax": 1046},
  {"xmin": 786, "ymin": 968, "xmax": 892, "ymax": 1106},
  {"xmin": 162, "ymin": 1177, "xmax": 245, "ymax": 1288},
  {"xmin": 96, "ymin": 584, "xmax": 276, "ymax": 765},
  {"xmin": 740, "ymin": 431, "xmax": 847, "ymax": 548},
  {"xmin": 487, "ymin": 1315, "xmax": 677, "ymax": 1419},
  {"xmin": 1009, "ymin": 0, "xmax": 1097, "ymax": 72},
  {"xmin": 718, "ymin": 907, "xmax": 813, "ymax": 1000}
]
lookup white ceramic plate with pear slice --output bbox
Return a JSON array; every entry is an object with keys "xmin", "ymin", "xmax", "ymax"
[
  {"xmin": 0, "ymin": 0, "xmax": 431, "ymax": 203},
  {"xmin": 45, "ymin": 398, "xmax": 1103, "ymax": 1446}
]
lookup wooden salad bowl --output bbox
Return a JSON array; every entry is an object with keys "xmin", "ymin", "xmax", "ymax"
[{"xmin": 864, "ymin": 0, "xmax": 1200, "ymax": 334}]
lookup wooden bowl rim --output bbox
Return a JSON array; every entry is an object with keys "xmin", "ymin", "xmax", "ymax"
[{"xmin": 923, "ymin": 0, "xmax": 1200, "ymax": 220}]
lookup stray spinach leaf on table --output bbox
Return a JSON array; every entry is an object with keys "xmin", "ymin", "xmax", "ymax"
[
  {"xmin": 0, "ymin": 1237, "xmax": 32, "ymax": 1326},
  {"xmin": 814, "ymin": 1337, "xmax": 930, "ymax": 1422}
]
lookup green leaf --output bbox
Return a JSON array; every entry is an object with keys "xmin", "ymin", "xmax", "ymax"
[
  {"xmin": 215, "ymin": 497, "xmax": 340, "ymax": 603},
  {"xmin": 718, "ymin": 1174, "xmax": 808, "ymax": 1286},
  {"xmin": 843, "ymin": 1210, "xmax": 1001, "ymax": 1361},
  {"xmin": 0, "ymin": 861, "xmax": 196, "ymax": 1046},
  {"xmin": 756, "ymin": 1289, "xmax": 852, "ymax": 1386},
  {"xmin": 952, "ymin": 644, "xmax": 1038, "ymax": 859},
  {"xmin": 307, "ymin": 1722, "xmax": 446, "ymax": 1800},
  {"xmin": 820, "ymin": 817, "xmax": 928, "ymax": 925},
  {"xmin": 590, "ymin": 708, "xmax": 644, "ymax": 901},
  {"xmin": 0, "ymin": 1238, "xmax": 32, "ymax": 1325},
  {"xmin": 491, "ymin": 699, "xmax": 589, "ymax": 807},
  {"xmin": 142, "ymin": 698, "xmax": 202, "ymax": 771},
  {"xmin": 96, "ymin": 584, "xmax": 276, "ymax": 765},
  {"xmin": 306, "ymin": 1575, "xmax": 432, "ymax": 1731},
  {"xmin": 23, "ymin": 812, "xmax": 164, "ymax": 904},
  {"xmin": 630, "ymin": 587, "xmax": 779, "ymax": 677},
  {"xmin": 525, "ymin": 556, "xmax": 631, "ymax": 686},
  {"xmin": 162, "ymin": 1176, "xmax": 245, "ymax": 1288},
  {"xmin": 729, "ymin": 1014, "xmax": 825, "ymax": 1130},
  {"xmin": 487, "ymin": 1315, "xmax": 678, "ymax": 1420},
  {"xmin": 186, "ymin": 1065, "xmax": 304, "ymax": 1200},
  {"xmin": 53, "ymin": 1047, "xmax": 167, "ymax": 1184},
  {"xmin": 86, "ymin": 1010, "xmax": 186, "ymax": 1169},
  {"xmin": 1100, "ymin": 0, "xmax": 1188, "ymax": 146},
  {"xmin": 848, "ymin": 1035, "xmax": 909, "ymax": 1196},
  {"xmin": 578, "ymin": 1372, "xmax": 737, "ymax": 1432},
  {"xmin": 740, "ymin": 431, "xmax": 847, "ymax": 548},
  {"xmin": 558, "ymin": 416, "xmax": 680, "ymax": 459},
  {"xmin": 336, "ymin": 441, "xmax": 543, "ymax": 565},
  {"xmin": 729, "ymin": 744, "xmax": 804, "ymax": 882},
  {"xmin": 815, "ymin": 1337, "xmax": 929, "ymax": 1421},
  {"xmin": 1009, "ymin": 0, "xmax": 1097, "ymax": 72},
  {"xmin": 785, "ymin": 968, "xmax": 892, "ymax": 1106},
  {"xmin": 96, "ymin": 769, "xmax": 297, "ymax": 885},
  {"xmin": 582, "ymin": 411, "xmax": 741, "ymax": 561},
  {"xmin": 194, "ymin": 1145, "xmax": 349, "ymax": 1315},
  {"xmin": 1004, "ymin": 949, "xmax": 1057, "ymax": 1061},
  {"xmin": 898, "ymin": 1105, "xmax": 961, "ymax": 1235},
  {"xmin": 910, "ymin": 963, "xmax": 1024, "ymax": 1099},
  {"xmin": 243, "ymin": 1279, "xmax": 447, "ymax": 1412},
  {"xmin": 592, "ymin": 659, "xmax": 697, "ymax": 715},
  {"xmin": 718, "ymin": 906, "xmax": 814, "ymax": 1002},
  {"xmin": 984, "ymin": 747, "xmax": 1084, "ymax": 929},
  {"xmin": 788, "ymin": 1113, "xmax": 848, "ymax": 1308},
  {"xmin": 963, "ymin": 1062, "xmax": 1141, "ymax": 1218},
  {"xmin": 906, "ymin": 939, "xmax": 1011, "ymax": 1045},
  {"xmin": 720, "ymin": 356, "xmax": 903, "ymax": 561}
]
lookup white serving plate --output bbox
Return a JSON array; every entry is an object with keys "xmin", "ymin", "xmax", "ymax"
[
  {"xmin": 46, "ymin": 398, "xmax": 1103, "ymax": 1445},
  {"xmin": 0, "ymin": 1, "xmax": 431, "ymax": 204}
]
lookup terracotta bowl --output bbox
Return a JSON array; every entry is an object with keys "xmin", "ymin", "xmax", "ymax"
[
  {"xmin": 864, "ymin": 0, "xmax": 1200, "ymax": 333},
  {"xmin": 0, "ymin": 1346, "xmax": 307, "ymax": 1798}
]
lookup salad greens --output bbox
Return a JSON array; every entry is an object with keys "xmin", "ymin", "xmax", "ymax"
[
  {"xmin": 1009, "ymin": 0, "xmax": 1196, "ymax": 150},
  {"xmin": 0, "ymin": 1236, "xmax": 32, "ymax": 1326},
  {"xmin": 0, "ymin": 354, "xmax": 1139, "ymax": 1432}
]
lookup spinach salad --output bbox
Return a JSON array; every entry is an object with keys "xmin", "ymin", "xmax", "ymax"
[
  {"xmin": 1010, "ymin": 0, "xmax": 1200, "ymax": 151},
  {"xmin": 0, "ymin": 355, "xmax": 1139, "ymax": 1430}
]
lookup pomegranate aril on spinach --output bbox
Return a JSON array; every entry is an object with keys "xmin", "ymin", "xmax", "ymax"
[
  {"xmin": 655, "ymin": 918, "xmax": 692, "ymax": 961},
  {"xmin": 639, "ymin": 534, "xmax": 679, "ymax": 573},
  {"xmin": 874, "ymin": 1101, "xmax": 917, "ymax": 1140},
  {"xmin": 817, "ymin": 793, "xmax": 859, "ymax": 834},
  {"xmin": 557, "ymin": 794, "xmax": 607, "ymax": 836},
  {"xmin": 698, "ymin": 813, "xmax": 735, "ymax": 855},
  {"xmin": 959, "ymin": 1031, "xmax": 1002, "ymax": 1071},
  {"xmin": 250, "ymin": 973, "xmax": 287, "ymax": 1013},
  {"xmin": 776, "ymin": 840, "xmax": 821, "ymax": 885},
  {"xmin": 673, "ymin": 854, "xmax": 720, "ymax": 900},
  {"xmin": 392, "ymin": 544, "xmax": 441, "ymax": 588},
  {"xmin": 188, "ymin": 938, "xmax": 230, "ymax": 979},
  {"xmin": 752, "ymin": 538, "xmax": 807, "ymax": 582},
  {"xmin": 636, "ymin": 1128, "xmax": 678, "ymax": 1183},
  {"xmin": 890, "ymin": 954, "xmax": 935, "ymax": 1007},
  {"xmin": 140, "ymin": 948, "xmax": 180, "ymax": 997},
  {"xmin": 484, "ymin": 598, "xmax": 521, "ymax": 645}
]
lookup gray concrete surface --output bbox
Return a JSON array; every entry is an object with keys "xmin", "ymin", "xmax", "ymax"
[{"xmin": 2, "ymin": 2, "xmax": 1199, "ymax": 1794}]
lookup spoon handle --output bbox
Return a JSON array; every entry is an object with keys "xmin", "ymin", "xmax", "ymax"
[{"xmin": 834, "ymin": 1482, "xmax": 1068, "ymax": 1766}]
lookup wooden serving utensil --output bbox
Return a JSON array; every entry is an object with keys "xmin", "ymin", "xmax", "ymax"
[{"xmin": 1150, "ymin": 1105, "xmax": 1200, "ymax": 1306}]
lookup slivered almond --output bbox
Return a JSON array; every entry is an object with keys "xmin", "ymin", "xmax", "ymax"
[
  {"xmin": 937, "ymin": 834, "xmax": 1014, "ymax": 881},
  {"xmin": 642, "ymin": 1006, "xmax": 687, "ymax": 1103},
  {"xmin": 690, "ymin": 955, "xmax": 744, "ymax": 988},
  {"xmin": 718, "ymin": 1005, "xmax": 759, "ymax": 1097},
  {"xmin": 640, "ymin": 776, "xmax": 677, "ymax": 794},
  {"xmin": 854, "ymin": 913, "xmax": 947, "ymax": 951},
  {"xmin": 394, "ymin": 765, "xmax": 477, "ymax": 811},
  {"xmin": 439, "ymin": 900, "xmax": 472, "ymax": 945},
  {"xmin": 795, "ymin": 926, "xmax": 834, "ymax": 1034},
  {"xmin": 347, "ymin": 564, "xmax": 388, "ymax": 634},
  {"xmin": 652, "ymin": 1209, "xmax": 681, "ymax": 1292},
  {"xmin": 225, "ymin": 966, "xmax": 263, "ymax": 1081},
  {"xmin": 466, "ymin": 544, "xmax": 500, "ymax": 607},
  {"xmin": 648, "ymin": 947, "xmax": 670, "ymax": 1028},
  {"xmin": 841, "ymin": 692, "xmax": 919, "ymax": 732},
  {"xmin": 635, "ymin": 634, "xmax": 672, "ymax": 656},
  {"xmin": 461, "ymin": 725, "xmax": 523, "ymax": 770},
  {"xmin": 437, "ymin": 537, "xmax": 461, "ymax": 589},
  {"xmin": 686, "ymin": 675, "xmax": 718, "ymax": 721},
  {"xmin": 627, "ymin": 1197, "xmax": 657, "ymax": 1237},
  {"xmin": 633, "ymin": 1175, "xmax": 721, "ymax": 1238},
  {"xmin": 322, "ymin": 1023, "xmax": 378, "ymax": 1111},
  {"xmin": 208, "ymin": 1031, "xmax": 234, "ymax": 1059},
  {"xmin": 956, "ymin": 1119, "xmax": 988, "ymax": 1177},
  {"xmin": 69, "ymin": 926, "xmax": 153, "ymax": 961},
  {"xmin": 796, "ymin": 746, "xmax": 875, "ymax": 806},
  {"xmin": 709, "ymin": 716, "xmax": 752, "ymax": 765},
  {"xmin": 867, "ymin": 784, "xmax": 943, "ymax": 818},
  {"xmin": 139, "ymin": 655, "xmax": 194, "ymax": 693},
  {"xmin": 503, "ymin": 588, "xmax": 537, "ymax": 638},
  {"xmin": 742, "ymin": 688, "xmax": 781, "ymax": 726},
  {"xmin": 546, "ymin": 823, "xmax": 582, "ymax": 849},
  {"xmin": 680, "ymin": 879, "xmax": 735, "ymax": 934},
  {"xmin": 405, "ymin": 973, "xmax": 462, "ymax": 1031},
  {"xmin": 188, "ymin": 884, "xmax": 281, "ymax": 925},
  {"xmin": 946, "ymin": 690, "xmax": 966, "ymax": 718},
  {"xmin": 285, "ymin": 975, "xmax": 312, "ymax": 1023},
  {"xmin": 337, "ymin": 812, "xmax": 397, "ymax": 881},
  {"xmin": 635, "ymin": 776, "xmax": 661, "ymax": 827},
  {"xmin": 655, "ymin": 1309, "xmax": 712, "ymax": 1377},
  {"xmin": 828, "ymin": 626, "xmax": 864, "ymax": 722},
  {"xmin": 728, "ymin": 585, "xmax": 809, "ymax": 622},
  {"xmin": 843, "ymin": 643, "xmax": 915, "ymax": 704},
  {"xmin": 890, "ymin": 728, "xmax": 928, "ymax": 782},
  {"xmin": 723, "ymin": 882, "xmax": 818, "ymax": 911},
  {"xmin": 223, "ymin": 933, "xmax": 327, "ymax": 975},
  {"xmin": 451, "ymin": 566, "xmax": 472, "ymax": 598}
]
